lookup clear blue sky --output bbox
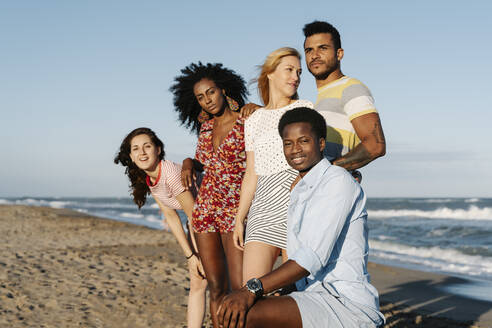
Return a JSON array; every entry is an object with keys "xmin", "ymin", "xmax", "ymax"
[{"xmin": 1, "ymin": 0, "xmax": 491, "ymax": 198}]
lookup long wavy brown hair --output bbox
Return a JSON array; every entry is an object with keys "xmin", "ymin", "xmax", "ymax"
[{"xmin": 114, "ymin": 127, "xmax": 165, "ymax": 208}]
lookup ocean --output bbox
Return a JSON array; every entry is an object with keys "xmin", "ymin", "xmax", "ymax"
[{"xmin": 2, "ymin": 196, "xmax": 492, "ymax": 300}]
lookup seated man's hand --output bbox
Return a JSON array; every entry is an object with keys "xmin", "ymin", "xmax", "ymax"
[{"xmin": 217, "ymin": 287, "xmax": 256, "ymax": 328}]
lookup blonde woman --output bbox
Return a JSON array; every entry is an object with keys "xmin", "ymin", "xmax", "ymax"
[{"xmin": 233, "ymin": 47, "xmax": 313, "ymax": 284}]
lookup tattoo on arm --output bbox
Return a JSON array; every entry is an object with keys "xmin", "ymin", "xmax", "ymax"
[
  {"xmin": 371, "ymin": 120, "xmax": 386, "ymax": 145},
  {"xmin": 333, "ymin": 144, "xmax": 372, "ymax": 170}
]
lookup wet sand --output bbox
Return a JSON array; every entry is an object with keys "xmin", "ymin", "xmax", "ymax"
[{"xmin": 1, "ymin": 205, "xmax": 490, "ymax": 327}]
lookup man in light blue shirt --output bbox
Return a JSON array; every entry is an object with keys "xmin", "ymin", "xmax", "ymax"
[{"xmin": 218, "ymin": 107, "xmax": 384, "ymax": 328}]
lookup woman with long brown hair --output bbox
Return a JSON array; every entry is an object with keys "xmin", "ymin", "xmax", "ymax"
[{"xmin": 114, "ymin": 127, "xmax": 207, "ymax": 328}]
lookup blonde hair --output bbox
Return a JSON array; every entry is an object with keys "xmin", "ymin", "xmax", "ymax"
[{"xmin": 256, "ymin": 47, "xmax": 301, "ymax": 105}]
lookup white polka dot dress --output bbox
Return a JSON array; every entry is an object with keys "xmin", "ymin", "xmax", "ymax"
[{"xmin": 244, "ymin": 100, "xmax": 314, "ymax": 249}]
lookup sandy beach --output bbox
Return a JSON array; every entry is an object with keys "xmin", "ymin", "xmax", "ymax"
[{"xmin": 1, "ymin": 205, "xmax": 490, "ymax": 327}]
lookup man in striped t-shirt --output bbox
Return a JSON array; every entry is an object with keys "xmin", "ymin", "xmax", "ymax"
[{"xmin": 303, "ymin": 21, "xmax": 386, "ymax": 177}]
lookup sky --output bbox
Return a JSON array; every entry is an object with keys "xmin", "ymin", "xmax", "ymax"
[{"xmin": 1, "ymin": 0, "xmax": 491, "ymax": 198}]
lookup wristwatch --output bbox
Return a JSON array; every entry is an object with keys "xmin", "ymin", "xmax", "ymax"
[{"xmin": 246, "ymin": 278, "xmax": 263, "ymax": 298}]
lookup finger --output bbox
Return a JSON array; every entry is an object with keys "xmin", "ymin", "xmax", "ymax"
[
  {"xmin": 192, "ymin": 264, "xmax": 200, "ymax": 278},
  {"xmin": 223, "ymin": 307, "xmax": 233, "ymax": 328},
  {"xmin": 229, "ymin": 310, "xmax": 238, "ymax": 328},
  {"xmin": 238, "ymin": 309, "xmax": 246, "ymax": 328},
  {"xmin": 184, "ymin": 175, "xmax": 190, "ymax": 188},
  {"xmin": 233, "ymin": 231, "xmax": 244, "ymax": 251},
  {"xmin": 198, "ymin": 262, "xmax": 206, "ymax": 278},
  {"xmin": 217, "ymin": 302, "xmax": 224, "ymax": 325},
  {"xmin": 238, "ymin": 230, "xmax": 244, "ymax": 248},
  {"xmin": 234, "ymin": 240, "xmax": 244, "ymax": 251},
  {"xmin": 217, "ymin": 300, "xmax": 230, "ymax": 327}
]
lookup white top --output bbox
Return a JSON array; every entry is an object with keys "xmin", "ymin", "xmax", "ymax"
[{"xmin": 245, "ymin": 99, "xmax": 314, "ymax": 176}]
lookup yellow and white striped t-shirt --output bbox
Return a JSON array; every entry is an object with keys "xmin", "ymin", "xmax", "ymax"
[{"xmin": 315, "ymin": 76, "xmax": 378, "ymax": 161}]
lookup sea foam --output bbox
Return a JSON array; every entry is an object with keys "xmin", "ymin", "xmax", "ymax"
[
  {"xmin": 369, "ymin": 239, "xmax": 492, "ymax": 278},
  {"xmin": 368, "ymin": 205, "xmax": 492, "ymax": 221}
]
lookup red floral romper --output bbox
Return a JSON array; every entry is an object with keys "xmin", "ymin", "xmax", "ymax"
[{"xmin": 191, "ymin": 117, "xmax": 246, "ymax": 233}]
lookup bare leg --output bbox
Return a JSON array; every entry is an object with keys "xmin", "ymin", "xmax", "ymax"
[
  {"xmin": 281, "ymin": 248, "xmax": 288, "ymax": 263},
  {"xmin": 195, "ymin": 232, "xmax": 228, "ymax": 328},
  {"xmin": 221, "ymin": 232, "xmax": 244, "ymax": 290},
  {"xmin": 187, "ymin": 264, "xmax": 208, "ymax": 328},
  {"xmin": 242, "ymin": 241, "xmax": 280, "ymax": 285},
  {"xmin": 246, "ymin": 296, "xmax": 302, "ymax": 328}
]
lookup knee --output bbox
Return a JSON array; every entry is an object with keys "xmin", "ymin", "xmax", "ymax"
[
  {"xmin": 245, "ymin": 306, "xmax": 262, "ymax": 328},
  {"xmin": 189, "ymin": 277, "xmax": 207, "ymax": 294}
]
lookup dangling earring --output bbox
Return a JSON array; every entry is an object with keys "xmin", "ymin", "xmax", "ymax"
[
  {"xmin": 226, "ymin": 95, "xmax": 240, "ymax": 112},
  {"xmin": 197, "ymin": 109, "xmax": 210, "ymax": 123}
]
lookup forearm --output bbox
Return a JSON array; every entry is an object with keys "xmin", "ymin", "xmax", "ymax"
[
  {"xmin": 332, "ymin": 143, "xmax": 374, "ymax": 170},
  {"xmin": 333, "ymin": 138, "xmax": 385, "ymax": 171},
  {"xmin": 165, "ymin": 212, "xmax": 194, "ymax": 257},
  {"xmin": 188, "ymin": 221, "xmax": 199, "ymax": 253},
  {"xmin": 259, "ymin": 260, "xmax": 309, "ymax": 294},
  {"xmin": 235, "ymin": 170, "xmax": 257, "ymax": 223},
  {"xmin": 157, "ymin": 198, "xmax": 194, "ymax": 257},
  {"xmin": 335, "ymin": 113, "xmax": 386, "ymax": 170},
  {"xmin": 235, "ymin": 152, "xmax": 258, "ymax": 222},
  {"xmin": 175, "ymin": 191, "xmax": 198, "ymax": 255}
]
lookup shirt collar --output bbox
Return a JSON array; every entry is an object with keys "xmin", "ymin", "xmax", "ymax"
[
  {"xmin": 146, "ymin": 160, "xmax": 162, "ymax": 187},
  {"xmin": 298, "ymin": 158, "xmax": 331, "ymax": 188}
]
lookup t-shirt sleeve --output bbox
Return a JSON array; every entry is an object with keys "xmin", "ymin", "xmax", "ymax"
[
  {"xmin": 341, "ymin": 83, "xmax": 378, "ymax": 121},
  {"xmin": 244, "ymin": 115, "xmax": 255, "ymax": 152},
  {"xmin": 163, "ymin": 161, "xmax": 186, "ymax": 198}
]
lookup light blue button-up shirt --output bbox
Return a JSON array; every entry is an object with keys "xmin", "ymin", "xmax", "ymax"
[{"xmin": 288, "ymin": 158, "xmax": 381, "ymax": 314}]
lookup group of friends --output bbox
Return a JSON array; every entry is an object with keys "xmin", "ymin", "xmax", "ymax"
[{"xmin": 114, "ymin": 20, "xmax": 386, "ymax": 328}]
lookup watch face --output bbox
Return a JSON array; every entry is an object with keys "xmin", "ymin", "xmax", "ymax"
[
  {"xmin": 249, "ymin": 280, "xmax": 260, "ymax": 290},
  {"xmin": 247, "ymin": 278, "xmax": 262, "ymax": 296}
]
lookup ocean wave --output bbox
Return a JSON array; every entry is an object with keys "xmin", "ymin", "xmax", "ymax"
[
  {"xmin": 0, "ymin": 199, "xmax": 11, "ymax": 205},
  {"xmin": 465, "ymin": 198, "xmax": 480, "ymax": 203},
  {"xmin": 369, "ymin": 240, "xmax": 492, "ymax": 278},
  {"xmin": 409, "ymin": 198, "xmax": 454, "ymax": 203},
  {"xmin": 10, "ymin": 198, "xmax": 74, "ymax": 208},
  {"xmin": 49, "ymin": 201, "xmax": 70, "ymax": 208},
  {"xmin": 5, "ymin": 198, "xmax": 150, "ymax": 211},
  {"xmin": 144, "ymin": 215, "xmax": 161, "ymax": 223},
  {"xmin": 120, "ymin": 212, "xmax": 144, "ymax": 219},
  {"xmin": 368, "ymin": 205, "xmax": 492, "ymax": 221}
]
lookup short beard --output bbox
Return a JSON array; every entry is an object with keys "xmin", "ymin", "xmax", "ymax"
[{"xmin": 308, "ymin": 63, "xmax": 339, "ymax": 81}]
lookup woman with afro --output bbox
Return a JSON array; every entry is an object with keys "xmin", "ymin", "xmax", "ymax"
[{"xmin": 170, "ymin": 62, "xmax": 248, "ymax": 327}]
